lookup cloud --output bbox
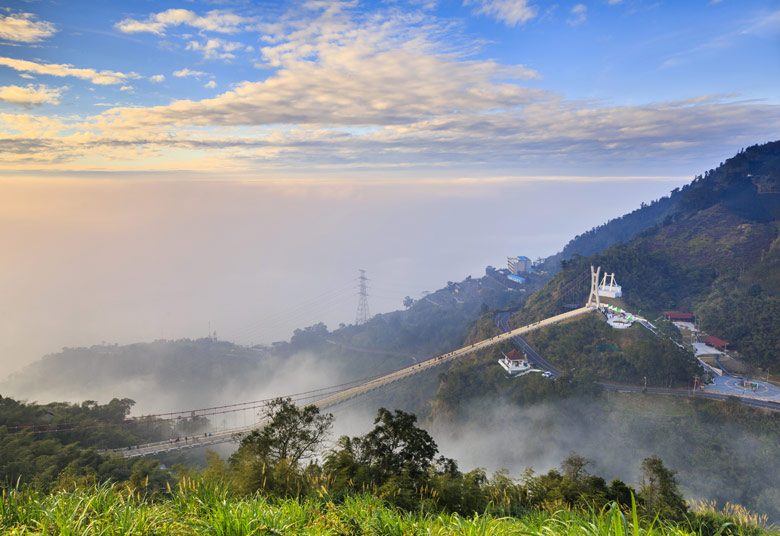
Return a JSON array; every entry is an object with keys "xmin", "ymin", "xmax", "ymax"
[
  {"xmin": 205, "ymin": 81, "xmax": 217, "ymax": 89},
  {"xmin": 115, "ymin": 9, "xmax": 250, "ymax": 36},
  {"xmin": 1, "ymin": 3, "xmax": 778, "ymax": 178},
  {"xmin": 98, "ymin": 8, "xmax": 539, "ymax": 130},
  {"xmin": 173, "ymin": 68, "xmax": 208, "ymax": 78},
  {"xmin": 741, "ymin": 8, "xmax": 780, "ymax": 37},
  {"xmin": 186, "ymin": 38, "xmax": 245, "ymax": 60},
  {"xmin": 464, "ymin": 0, "xmax": 538, "ymax": 26},
  {"xmin": 0, "ymin": 57, "xmax": 136, "ymax": 85},
  {"xmin": 0, "ymin": 12, "xmax": 56, "ymax": 43},
  {"xmin": 150, "ymin": 74, "xmax": 165, "ymax": 83},
  {"xmin": 0, "ymin": 84, "xmax": 62, "ymax": 105},
  {"xmin": 568, "ymin": 4, "xmax": 587, "ymax": 26}
]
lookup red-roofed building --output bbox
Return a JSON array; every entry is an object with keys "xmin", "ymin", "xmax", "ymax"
[
  {"xmin": 505, "ymin": 349, "xmax": 524, "ymax": 361},
  {"xmin": 704, "ymin": 336, "xmax": 729, "ymax": 350},
  {"xmin": 664, "ymin": 312, "xmax": 694, "ymax": 322},
  {"xmin": 498, "ymin": 349, "xmax": 531, "ymax": 375}
]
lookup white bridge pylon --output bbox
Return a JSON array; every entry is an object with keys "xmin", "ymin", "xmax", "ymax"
[
  {"xmin": 112, "ymin": 270, "xmax": 607, "ymax": 459},
  {"xmin": 587, "ymin": 265, "xmax": 601, "ymax": 309}
]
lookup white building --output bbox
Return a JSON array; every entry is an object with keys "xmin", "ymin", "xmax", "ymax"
[
  {"xmin": 598, "ymin": 272, "xmax": 622, "ymax": 298},
  {"xmin": 507, "ymin": 256, "xmax": 532, "ymax": 274},
  {"xmin": 498, "ymin": 349, "xmax": 532, "ymax": 375}
]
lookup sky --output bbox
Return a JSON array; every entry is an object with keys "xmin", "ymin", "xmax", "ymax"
[{"xmin": 1, "ymin": 0, "xmax": 779, "ymax": 377}]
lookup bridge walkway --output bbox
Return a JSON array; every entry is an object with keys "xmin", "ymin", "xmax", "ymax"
[{"xmin": 115, "ymin": 306, "xmax": 595, "ymax": 458}]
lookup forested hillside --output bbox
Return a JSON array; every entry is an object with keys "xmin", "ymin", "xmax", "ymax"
[
  {"xmin": 426, "ymin": 142, "xmax": 780, "ymax": 520},
  {"xmin": 519, "ymin": 141, "xmax": 780, "ymax": 371},
  {"xmin": 540, "ymin": 190, "xmax": 682, "ymax": 273}
]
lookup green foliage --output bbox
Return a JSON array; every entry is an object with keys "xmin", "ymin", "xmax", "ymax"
[
  {"xmin": 698, "ymin": 277, "xmax": 780, "ymax": 369},
  {"xmin": 523, "ymin": 315, "xmax": 699, "ymax": 386},
  {"xmin": 0, "ymin": 396, "xmax": 177, "ymax": 493},
  {"xmin": 520, "ymin": 142, "xmax": 780, "ymax": 370},
  {"xmin": 237, "ymin": 398, "xmax": 333, "ymax": 467},
  {"xmin": 433, "ymin": 345, "xmax": 602, "ymax": 418},
  {"xmin": 0, "ymin": 482, "xmax": 716, "ymax": 536},
  {"xmin": 5, "ymin": 479, "xmax": 770, "ymax": 536},
  {"xmin": 229, "ymin": 398, "xmax": 333, "ymax": 496},
  {"xmin": 639, "ymin": 456, "xmax": 688, "ymax": 521},
  {"xmin": 324, "ymin": 408, "xmax": 442, "ymax": 503}
]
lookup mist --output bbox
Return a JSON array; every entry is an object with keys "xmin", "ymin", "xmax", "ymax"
[
  {"xmin": 427, "ymin": 394, "xmax": 780, "ymax": 518},
  {"xmin": 0, "ymin": 176, "xmax": 687, "ymax": 379}
]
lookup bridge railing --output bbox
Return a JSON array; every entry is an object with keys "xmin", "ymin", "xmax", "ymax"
[{"xmin": 108, "ymin": 306, "xmax": 597, "ymax": 458}]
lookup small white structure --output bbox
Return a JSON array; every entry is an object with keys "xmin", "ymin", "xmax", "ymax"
[
  {"xmin": 602, "ymin": 304, "xmax": 634, "ymax": 329},
  {"xmin": 598, "ymin": 272, "xmax": 623, "ymax": 298},
  {"xmin": 498, "ymin": 349, "xmax": 533, "ymax": 376}
]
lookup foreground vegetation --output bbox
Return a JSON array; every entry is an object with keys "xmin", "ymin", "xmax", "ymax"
[{"xmin": 2, "ymin": 480, "xmax": 775, "ymax": 536}]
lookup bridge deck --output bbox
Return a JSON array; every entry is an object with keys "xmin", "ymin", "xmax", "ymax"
[{"xmin": 113, "ymin": 306, "xmax": 595, "ymax": 458}]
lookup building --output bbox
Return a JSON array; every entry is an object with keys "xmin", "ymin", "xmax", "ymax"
[
  {"xmin": 664, "ymin": 312, "xmax": 694, "ymax": 322},
  {"xmin": 498, "ymin": 349, "xmax": 532, "ymax": 375},
  {"xmin": 507, "ymin": 274, "xmax": 526, "ymax": 284},
  {"xmin": 507, "ymin": 256, "xmax": 532, "ymax": 274},
  {"xmin": 704, "ymin": 336, "xmax": 729, "ymax": 351},
  {"xmin": 597, "ymin": 272, "xmax": 622, "ymax": 298}
]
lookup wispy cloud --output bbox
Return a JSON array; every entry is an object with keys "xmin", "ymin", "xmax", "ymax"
[
  {"xmin": 186, "ymin": 38, "xmax": 245, "ymax": 60},
  {"xmin": 0, "ymin": 57, "xmax": 136, "ymax": 85},
  {"xmin": 740, "ymin": 8, "xmax": 780, "ymax": 37},
  {"xmin": 0, "ymin": 84, "xmax": 62, "ymax": 105},
  {"xmin": 150, "ymin": 74, "xmax": 165, "ymax": 83},
  {"xmin": 567, "ymin": 4, "xmax": 587, "ymax": 26},
  {"xmin": 115, "ymin": 9, "xmax": 251, "ymax": 36},
  {"xmin": 661, "ymin": 8, "xmax": 780, "ymax": 69},
  {"xmin": 464, "ymin": 0, "xmax": 538, "ymax": 26},
  {"xmin": 0, "ymin": 12, "xmax": 56, "ymax": 43},
  {"xmin": 173, "ymin": 68, "xmax": 208, "ymax": 78}
]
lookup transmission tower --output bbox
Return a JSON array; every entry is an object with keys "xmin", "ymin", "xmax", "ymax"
[{"xmin": 355, "ymin": 269, "xmax": 371, "ymax": 325}]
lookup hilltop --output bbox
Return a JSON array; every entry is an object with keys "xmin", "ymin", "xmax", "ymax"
[
  {"xmin": 519, "ymin": 141, "xmax": 780, "ymax": 371},
  {"xmin": 426, "ymin": 141, "xmax": 780, "ymax": 519}
]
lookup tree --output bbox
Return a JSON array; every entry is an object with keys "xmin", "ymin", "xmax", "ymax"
[
  {"xmin": 403, "ymin": 296, "xmax": 414, "ymax": 309},
  {"xmin": 560, "ymin": 451, "xmax": 590, "ymax": 482},
  {"xmin": 325, "ymin": 408, "xmax": 440, "ymax": 491},
  {"xmin": 235, "ymin": 398, "xmax": 333, "ymax": 468},
  {"xmin": 639, "ymin": 456, "xmax": 687, "ymax": 520},
  {"xmin": 359, "ymin": 408, "xmax": 439, "ymax": 478}
]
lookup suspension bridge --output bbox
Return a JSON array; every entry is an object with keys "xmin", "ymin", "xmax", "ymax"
[
  {"xmin": 99, "ymin": 268, "xmax": 608, "ymax": 458},
  {"xmin": 14, "ymin": 265, "xmax": 778, "ymax": 457}
]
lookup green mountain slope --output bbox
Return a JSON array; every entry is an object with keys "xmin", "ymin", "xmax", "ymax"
[
  {"xmin": 519, "ymin": 141, "xmax": 780, "ymax": 370},
  {"xmin": 426, "ymin": 142, "xmax": 780, "ymax": 520}
]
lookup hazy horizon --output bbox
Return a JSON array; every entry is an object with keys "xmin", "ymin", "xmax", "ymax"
[
  {"xmin": 1, "ymin": 0, "xmax": 778, "ymax": 376},
  {"xmin": 2, "ymin": 174, "xmax": 689, "ymax": 379}
]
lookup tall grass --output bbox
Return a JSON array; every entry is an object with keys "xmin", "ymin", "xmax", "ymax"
[{"xmin": 1, "ymin": 481, "xmax": 776, "ymax": 535}]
